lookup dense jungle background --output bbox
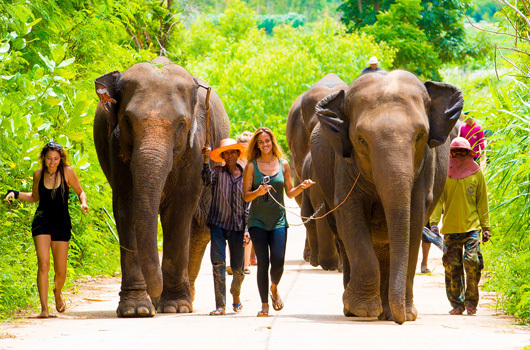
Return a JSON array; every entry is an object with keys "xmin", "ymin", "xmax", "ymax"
[{"xmin": 1, "ymin": 0, "xmax": 529, "ymax": 323}]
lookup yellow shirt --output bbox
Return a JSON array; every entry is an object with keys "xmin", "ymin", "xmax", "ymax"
[{"xmin": 430, "ymin": 169, "xmax": 490, "ymax": 234}]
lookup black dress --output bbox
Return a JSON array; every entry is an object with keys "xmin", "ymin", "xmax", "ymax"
[{"xmin": 31, "ymin": 171, "xmax": 72, "ymax": 241}]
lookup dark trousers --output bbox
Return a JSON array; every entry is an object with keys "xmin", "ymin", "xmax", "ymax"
[
  {"xmin": 210, "ymin": 225, "xmax": 245, "ymax": 309},
  {"xmin": 249, "ymin": 226, "xmax": 287, "ymax": 303},
  {"xmin": 442, "ymin": 231, "xmax": 484, "ymax": 309}
]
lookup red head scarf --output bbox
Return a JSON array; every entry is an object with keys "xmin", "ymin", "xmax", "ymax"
[{"xmin": 447, "ymin": 137, "xmax": 480, "ymax": 179}]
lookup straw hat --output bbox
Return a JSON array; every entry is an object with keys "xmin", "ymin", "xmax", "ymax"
[
  {"xmin": 367, "ymin": 56, "xmax": 379, "ymax": 65},
  {"xmin": 209, "ymin": 138, "xmax": 247, "ymax": 163}
]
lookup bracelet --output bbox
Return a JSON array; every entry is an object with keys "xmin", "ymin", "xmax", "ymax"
[{"xmin": 6, "ymin": 190, "xmax": 19, "ymax": 199}]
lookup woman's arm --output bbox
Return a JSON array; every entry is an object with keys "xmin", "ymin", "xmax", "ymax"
[
  {"xmin": 283, "ymin": 160, "xmax": 315, "ymax": 199},
  {"xmin": 243, "ymin": 161, "xmax": 270, "ymax": 202},
  {"xmin": 6, "ymin": 170, "xmax": 41, "ymax": 204},
  {"xmin": 65, "ymin": 166, "xmax": 88, "ymax": 213}
]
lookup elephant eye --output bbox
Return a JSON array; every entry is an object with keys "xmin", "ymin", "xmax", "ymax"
[
  {"xmin": 416, "ymin": 132, "xmax": 425, "ymax": 142},
  {"xmin": 358, "ymin": 137, "xmax": 367, "ymax": 145},
  {"xmin": 123, "ymin": 116, "xmax": 132, "ymax": 128}
]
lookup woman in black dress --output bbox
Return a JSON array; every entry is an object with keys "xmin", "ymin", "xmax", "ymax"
[{"xmin": 5, "ymin": 142, "xmax": 88, "ymax": 318}]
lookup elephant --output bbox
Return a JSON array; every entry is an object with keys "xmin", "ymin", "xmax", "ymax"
[
  {"xmin": 286, "ymin": 74, "xmax": 348, "ymax": 269},
  {"xmin": 311, "ymin": 69, "xmax": 463, "ymax": 324},
  {"xmin": 300, "ymin": 151, "xmax": 341, "ymax": 271},
  {"xmin": 93, "ymin": 56, "xmax": 229, "ymax": 317}
]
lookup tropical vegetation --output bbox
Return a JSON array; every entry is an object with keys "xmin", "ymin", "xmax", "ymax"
[{"xmin": 0, "ymin": 0, "xmax": 529, "ymax": 325}]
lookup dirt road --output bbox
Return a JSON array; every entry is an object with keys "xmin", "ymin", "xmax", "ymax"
[{"xmin": 1, "ymin": 197, "xmax": 529, "ymax": 350}]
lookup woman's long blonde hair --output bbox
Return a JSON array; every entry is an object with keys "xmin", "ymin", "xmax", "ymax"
[{"xmin": 244, "ymin": 127, "xmax": 285, "ymax": 163}]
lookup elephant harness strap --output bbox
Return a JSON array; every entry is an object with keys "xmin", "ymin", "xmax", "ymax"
[
  {"xmin": 269, "ymin": 172, "xmax": 361, "ymax": 223},
  {"xmin": 197, "ymin": 83, "xmax": 212, "ymax": 149}
]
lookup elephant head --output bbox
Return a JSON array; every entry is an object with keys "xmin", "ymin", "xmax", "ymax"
[
  {"xmin": 316, "ymin": 70, "xmax": 463, "ymax": 323},
  {"xmin": 94, "ymin": 58, "xmax": 201, "ymax": 300}
]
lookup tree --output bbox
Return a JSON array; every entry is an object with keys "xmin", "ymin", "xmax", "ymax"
[{"xmin": 340, "ymin": 0, "xmax": 472, "ymax": 78}]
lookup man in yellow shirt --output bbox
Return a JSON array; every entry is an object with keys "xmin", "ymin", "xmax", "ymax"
[{"xmin": 431, "ymin": 137, "xmax": 491, "ymax": 316}]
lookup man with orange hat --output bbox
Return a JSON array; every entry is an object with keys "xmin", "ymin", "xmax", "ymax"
[
  {"xmin": 430, "ymin": 137, "xmax": 491, "ymax": 316},
  {"xmin": 202, "ymin": 139, "xmax": 250, "ymax": 315}
]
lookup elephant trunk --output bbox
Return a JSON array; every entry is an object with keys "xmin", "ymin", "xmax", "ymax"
[
  {"xmin": 131, "ymin": 142, "xmax": 173, "ymax": 300},
  {"xmin": 372, "ymin": 150, "xmax": 414, "ymax": 325}
]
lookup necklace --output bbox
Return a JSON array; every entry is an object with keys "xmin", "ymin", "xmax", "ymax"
[{"xmin": 46, "ymin": 170, "xmax": 57, "ymax": 178}]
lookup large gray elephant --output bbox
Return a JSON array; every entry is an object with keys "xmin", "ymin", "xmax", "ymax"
[
  {"xmin": 311, "ymin": 70, "xmax": 463, "ymax": 324},
  {"xmin": 286, "ymin": 74, "xmax": 348, "ymax": 269},
  {"xmin": 93, "ymin": 57, "xmax": 229, "ymax": 317}
]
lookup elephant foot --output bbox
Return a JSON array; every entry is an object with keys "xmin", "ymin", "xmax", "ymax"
[
  {"xmin": 310, "ymin": 256, "xmax": 320, "ymax": 267},
  {"xmin": 378, "ymin": 304, "xmax": 417, "ymax": 323},
  {"xmin": 303, "ymin": 248, "xmax": 311, "ymax": 262},
  {"xmin": 343, "ymin": 288, "xmax": 382, "ymax": 318},
  {"xmin": 190, "ymin": 284, "xmax": 196, "ymax": 302},
  {"xmin": 319, "ymin": 257, "xmax": 339, "ymax": 271},
  {"xmin": 117, "ymin": 290, "xmax": 156, "ymax": 318},
  {"xmin": 157, "ymin": 295, "xmax": 193, "ymax": 314},
  {"xmin": 406, "ymin": 304, "xmax": 418, "ymax": 321},
  {"xmin": 378, "ymin": 305, "xmax": 393, "ymax": 321}
]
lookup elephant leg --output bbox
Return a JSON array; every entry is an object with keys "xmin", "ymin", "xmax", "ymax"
[
  {"xmin": 374, "ymin": 242, "xmax": 392, "ymax": 320},
  {"xmin": 338, "ymin": 200, "xmax": 382, "ymax": 318},
  {"xmin": 303, "ymin": 237, "xmax": 311, "ymax": 262},
  {"xmin": 301, "ymin": 191, "xmax": 319, "ymax": 267},
  {"xmin": 316, "ymin": 217, "xmax": 339, "ymax": 271},
  {"xmin": 336, "ymin": 238, "xmax": 344, "ymax": 273},
  {"xmin": 188, "ymin": 218, "xmax": 210, "ymax": 302},
  {"xmin": 157, "ymin": 182, "xmax": 201, "ymax": 313},
  {"xmin": 111, "ymin": 155, "xmax": 155, "ymax": 318}
]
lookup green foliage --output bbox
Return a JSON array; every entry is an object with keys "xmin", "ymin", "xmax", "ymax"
[
  {"xmin": 466, "ymin": 0, "xmax": 499, "ymax": 22},
  {"xmin": 193, "ymin": 0, "xmax": 342, "ymax": 22},
  {"xmin": 339, "ymin": 0, "xmax": 485, "ymax": 79},
  {"xmin": 258, "ymin": 12, "xmax": 305, "ymax": 34},
  {"xmin": 362, "ymin": 0, "xmax": 442, "ymax": 80},
  {"xmin": 184, "ymin": 4, "xmax": 394, "ymax": 151},
  {"xmin": 480, "ymin": 78, "xmax": 530, "ymax": 323}
]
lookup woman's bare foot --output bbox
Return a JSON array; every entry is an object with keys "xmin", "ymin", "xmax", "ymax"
[
  {"xmin": 37, "ymin": 309, "xmax": 49, "ymax": 318},
  {"xmin": 53, "ymin": 288, "xmax": 66, "ymax": 313}
]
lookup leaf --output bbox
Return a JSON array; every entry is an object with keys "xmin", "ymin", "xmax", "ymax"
[
  {"xmin": 38, "ymin": 52, "xmax": 55, "ymax": 72},
  {"xmin": 0, "ymin": 42, "xmax": 10, "ymax": 54},
  {"xmin": 43, "ymin": 96, "xmax": 61, "ymax": 105},
  {"xmin": 57, "ymin": 57, "xmax": 75, "ymax": 68},
  {"xmin": 50, "ymin": 44, "xmax": 66, "ymax": 63},
  {"xmin": 68, "ymin": 132, "xmax": 86, "ymax": 142}
]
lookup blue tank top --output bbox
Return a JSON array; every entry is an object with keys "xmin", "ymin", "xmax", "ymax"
[{"xmin": 248, "ymin": 159, "xmax": 288, "ymax": 231}]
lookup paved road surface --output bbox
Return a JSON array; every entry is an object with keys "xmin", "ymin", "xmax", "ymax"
[{"xmin": 1, "ymin": 197, "xmax": 529, "ymax": 350}]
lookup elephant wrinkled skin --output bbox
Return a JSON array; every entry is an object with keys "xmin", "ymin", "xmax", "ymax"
[
  {"xmin": 286, "ymin": 74, "xmax": 348, "ymax": 270},
  {"xmin": 93, "ymin": 57, "xmax": 229, "ymax": 317},
  {"xmin": 312, "ymin": 70, "xmax": 463, "ymax": 324}
]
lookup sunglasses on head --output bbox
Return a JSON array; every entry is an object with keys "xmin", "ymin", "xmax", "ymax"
[{"xmin": 47, "ymin": 142, "xmax": 63, "ymax": 149}]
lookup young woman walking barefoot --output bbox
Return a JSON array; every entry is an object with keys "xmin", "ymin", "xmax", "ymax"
[{"xmin": 5, "ymin": 142, "xmax": 88, "ymax": 318}]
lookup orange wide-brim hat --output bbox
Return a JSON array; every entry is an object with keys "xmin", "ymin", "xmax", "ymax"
[{"xmin": 209, "ymin": 138, "xmax": 247, "ymax": 163}]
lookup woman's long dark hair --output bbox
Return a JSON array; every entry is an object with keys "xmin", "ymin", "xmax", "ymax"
[{"xmin": 39, "ymin": 142, "xmax": 69, "ymax": 199}]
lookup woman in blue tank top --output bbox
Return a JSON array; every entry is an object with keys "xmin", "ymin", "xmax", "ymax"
[
  {"xmin": 5, "ymin": 142, "xmax": 88, "ymax": 318},
  {"xmin": 243, "ymin": 127, "xmax": 315, "ymax": 317}
]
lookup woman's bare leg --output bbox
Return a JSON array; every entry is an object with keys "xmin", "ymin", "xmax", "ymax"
[
  {"xmin": 34, "ymin": 235, "xmax": 52, "ymax": 318},
  {"xmin": 51, "ymin": 241, "xmax": 69, "ymax": 313}
]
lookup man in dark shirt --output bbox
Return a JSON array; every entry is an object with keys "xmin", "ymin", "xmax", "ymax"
[
  {"xmin": 362, "ymin": 56, "xmax": 386, "ymax": 75},
  {"xmin": 202, "ymin": 138, "xmax": 250, "ymax": 315}
]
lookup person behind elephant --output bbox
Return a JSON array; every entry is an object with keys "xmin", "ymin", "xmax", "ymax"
[
  {"xmin": 460, "ymin": 113, "xmax": 485, "ymax": 163},
  {"xmin": 242, "ymin": 127, "xmax": 315, "ymax": 317},
  {"xmin": 4, "ymin": 142, "xmax": 88, "ymax": 318},
  {"xmin": 202, "ymin": 138, "xmax": 250, "ymax": 315},
  {"xmin": 430, "ymin": 137, "xmax": 491, "ymax": 316},
  {"xmin": 236, "ymin": 130, "xmax": 255, "ymax": 275},
  {"xmin": 361, "ymin": 56, "xmax": 386, "ymax": 75}
]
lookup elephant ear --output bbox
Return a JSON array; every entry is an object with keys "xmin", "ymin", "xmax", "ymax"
[
  {"xmin": 315, "ymin": 89, "xmax": 353, "ymax": 161},
  {"xmin": 425, "ymin": 81, "xmax": 463, "ymax": 148},
  {"xmin": 95, "ymin": 71, "xmax": 120, "ymax": 137}
]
